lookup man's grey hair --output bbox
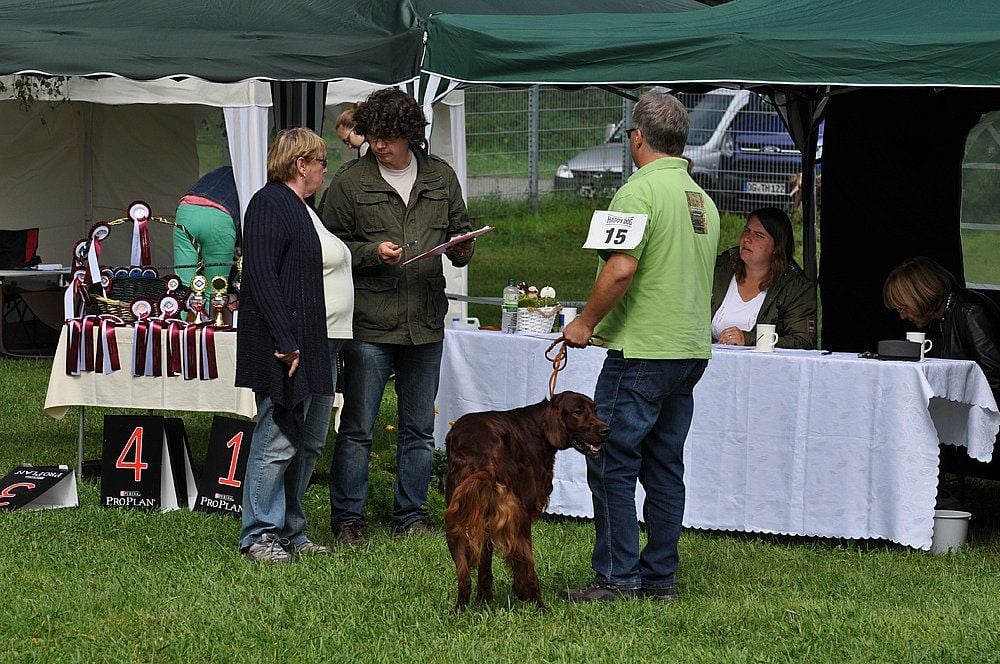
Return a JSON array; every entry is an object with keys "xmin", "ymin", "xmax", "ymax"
[{"xmin": 633, "ymin": 90, "xmax": 690, "ymax": 156}]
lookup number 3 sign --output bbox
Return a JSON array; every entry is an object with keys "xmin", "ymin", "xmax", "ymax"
[{"xmin": 582, "ymin": 210, "xmax": 648, "ymax": 251}]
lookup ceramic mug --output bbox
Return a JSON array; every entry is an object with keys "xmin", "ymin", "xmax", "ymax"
[
  {"xmin": 755, "ymin": 324, "xmax": 779, "ymax": 352},
  {"xmin": 906, "ymin": 331, "xmax": 933, "ymax": 360}
]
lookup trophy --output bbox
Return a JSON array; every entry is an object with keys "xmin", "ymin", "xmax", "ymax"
[
  {"xmin": 186, "ymin": 274, "xmax": 208, "ymax": 323},
  {"xmin": 210, "ymin": 275, "xmax": 229, "ymax": 327}
]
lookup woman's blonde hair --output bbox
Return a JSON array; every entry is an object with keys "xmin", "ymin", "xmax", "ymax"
[
  {"xmin": 335, "ymin": 102, "xmax": 361, "ymax": 130},
  {"xmin": 266, "ymin": 128, "xmax": 326, "ymax": 183},
  {"xmin": 883, "ymin": 256, "xmax": 958, "ymax": 318}
]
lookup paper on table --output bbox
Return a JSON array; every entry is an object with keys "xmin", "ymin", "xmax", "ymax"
[{"xmin": 401, "ymin": 226, "xmax": 494, "ymax": 266}]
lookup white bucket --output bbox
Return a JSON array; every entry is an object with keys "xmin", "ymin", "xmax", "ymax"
[{"xmin": 929, "ymin": 509, "xmax": 971, "ymax": 555}]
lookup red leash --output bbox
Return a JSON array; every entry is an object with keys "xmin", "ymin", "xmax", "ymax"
[{"xmin": 544, "ymin": 335, "xmax": 605, "ymax": 399}]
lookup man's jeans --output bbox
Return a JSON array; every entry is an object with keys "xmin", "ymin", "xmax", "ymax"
[
  {"xmin": 329, "ymin": 339, "xmax": 443, "ymax": 530},
  {"xmin": 239, "ymin": 339, "xmax": 343, "ymax": 550},
  {"xmin": 587, "ymin": 351, "xmax": 707, "ymax": 590}
]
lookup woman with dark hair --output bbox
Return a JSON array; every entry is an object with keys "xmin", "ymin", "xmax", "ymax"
[
  {"xmin": 884, "ymin": 256, "xmax": 1000, "ymax": 399},
  {"xmin": 711, "ymin": 207, "xmax": 817, "ymax": 349}
]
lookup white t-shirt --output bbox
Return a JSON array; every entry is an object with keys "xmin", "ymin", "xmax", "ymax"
[
  {"xmin": 711, "ymin": 275, "xmax": 766, "ymax": 341},
  {"xmin": 307, "ymin": 206, "xmax": 354, "ymax": 339},
  {"xmin": 378, "ymin": 151, "xmax": 417, "ymax": 204}
]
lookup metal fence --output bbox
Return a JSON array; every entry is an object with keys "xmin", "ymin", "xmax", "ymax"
[{"xmin": 464, "ymin": 85, "xmax": 816, "ymax": 215}]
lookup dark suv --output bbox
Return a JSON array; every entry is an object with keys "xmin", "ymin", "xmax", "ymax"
[{"xmin": 718, "ymin": 101, "xmax": 824, "ymax": 212}]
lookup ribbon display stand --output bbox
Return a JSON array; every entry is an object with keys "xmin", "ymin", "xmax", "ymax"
[
  {"xmin": 0, "ymin": 465, "xmax": 78, "ymax": 511},
  {"xmin": 100, "ymin": 415, "xmax": 196, "ymax": 511},
  {"xmin": 194, "ymin": 416, "xmax": 255, "ymax": 517}
]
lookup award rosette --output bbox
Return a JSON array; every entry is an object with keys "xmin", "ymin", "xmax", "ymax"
[
  {"xmin": 0, "ymin": 465, "xmax": 78, "ymax": 511},
  {"xmin": 131, "ymin": 298, "xmax": 163, "ymax": 377},
  {"xmin": 127, "ymin": 200, "xmax": 152, "ymax": 267},
  {"xmin": 163, "ymin": 274, "xmax": 182, "ymax": 294}
]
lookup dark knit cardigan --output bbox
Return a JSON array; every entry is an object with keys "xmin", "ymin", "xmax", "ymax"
[{"xmin": 235, "ymin": 181, "xmax": 333, "ymax": 443}]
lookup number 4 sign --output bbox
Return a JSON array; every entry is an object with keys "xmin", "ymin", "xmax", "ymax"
[
  {"xmin": 582, "ymin": 210, "xmax": 648, "ymax": 251},
  {"xmin": 100, "ymin": 415, "xmax": 197, "ymax": 511},
  {"xmin": 194, "ymin": 416, "xmax": 255, "ymax": 517}
]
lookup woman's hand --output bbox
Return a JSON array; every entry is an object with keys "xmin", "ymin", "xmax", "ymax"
[
  {"xmin": 274, "ymin": 349, "xmax": 300, "ymax": 377},
  {"xmin": 717, "ymin": 326, "xmax": 746, "ymax": 346},
  {"xmin": 377, "ymin": 241, "xmax": 403, "ymax": 265}
]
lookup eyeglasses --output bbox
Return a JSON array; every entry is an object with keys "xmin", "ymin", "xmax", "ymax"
[
  {"xmin": 313, "ymin": 157, "xmax": 329, "ymax": 167},
  {"xmin": 625, "ymin": 127, "xmax": 639, "ymax": 139},
  {"xmin": 340, "ymin": 138, "xmax": 353, "ymax": 147}
]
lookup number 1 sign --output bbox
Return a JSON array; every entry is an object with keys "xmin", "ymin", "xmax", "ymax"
[{"xmin": 194, "ymin": 416, "xmax": 255, "ymax": 517}]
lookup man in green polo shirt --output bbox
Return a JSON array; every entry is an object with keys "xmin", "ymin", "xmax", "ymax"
[{"xmin": 562, "ymin": 89, "xmax": 720, "ymax": 603}]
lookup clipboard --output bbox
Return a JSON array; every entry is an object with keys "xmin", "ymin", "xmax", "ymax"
[{"xmin": 401, "ymin": 226, "xmax": 494, "ymax": 266}]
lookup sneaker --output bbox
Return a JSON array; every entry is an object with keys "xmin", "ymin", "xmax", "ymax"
[
  {"xmin": 295, "ymin": 539, "xmax": 332, "ymax": 555},
  {"xmin": 560, "ymin": 582, "xmax": 638, "ymax": 603},
  {"xmin": 243, "ymin": 533, "xmax": 297, "ymax": 564},
  {"xmin": 392, "ymin": 518, "xmax": 436, "ymax": 536},
  {"xmin": 639, "ymin": 586, "xmax": 679, "ymax": 603},
  {"xmin": 333, "ymin": 519, "xmax": 367, "ymax": 546}
]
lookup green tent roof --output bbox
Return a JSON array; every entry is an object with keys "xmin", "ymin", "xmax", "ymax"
[
  {"xmin": 0, "ymin": 0, "xmax": 702, "ymax": 84},
  {"xmin": 423, "ymin": 0, "xmax": 1000, "ymax": 88}
]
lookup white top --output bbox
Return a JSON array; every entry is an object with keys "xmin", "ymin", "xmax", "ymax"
[
  {"xmin": 711, "ymin": 275, "xmax": 766, "ymax": 340},
  {"xmin": 378, "ymin": 150, "xmax": 417, "ymax": 204},
  {"xmin": 307, "ymin": 206, "xmax": 354, "ymax": 339}
]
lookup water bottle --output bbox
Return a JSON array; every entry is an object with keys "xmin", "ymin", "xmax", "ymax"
[{"xmin": 501, "ymin": 278, "xmax": 519, "ymax": 334}]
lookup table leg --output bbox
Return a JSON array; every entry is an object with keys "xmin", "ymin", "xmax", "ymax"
[{"xmin": 77, "ymin": 406, "xmax": 85, "ymax": 481}]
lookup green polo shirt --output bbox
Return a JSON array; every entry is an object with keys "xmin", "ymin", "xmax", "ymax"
[{"xmin": 594, "ymin": 157, "xmax": 720, "ymax": 359}]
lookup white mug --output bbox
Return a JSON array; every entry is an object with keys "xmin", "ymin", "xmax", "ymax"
[
  {"xmin": 755, "ymin": 324, "xmax": 779, "ymax": 352},
  {"xmin": 561, "ymin": 307, "xmax": 578, "ymax": 326},
  {"xmin": 906, "ymin": 331, "xmax": 933, "ymax": 360}
]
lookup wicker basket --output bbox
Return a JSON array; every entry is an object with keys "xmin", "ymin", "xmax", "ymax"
[
  {"xmin": 516, "ymin": 305, "xmax": 562, "ymax": 334},
  {"xmin": 84, "ymin": 215, "xmax": 203, "ymax": 323}
]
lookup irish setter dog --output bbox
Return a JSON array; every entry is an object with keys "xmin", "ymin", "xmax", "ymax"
[{"xmin": 444, "ymin": 391, "xmax": 609, "ymax": 612}]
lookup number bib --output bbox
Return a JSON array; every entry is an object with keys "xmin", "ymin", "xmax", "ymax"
[{"xmin": 582, "ymin": 210, "xmax": 648, "ymax": 250}]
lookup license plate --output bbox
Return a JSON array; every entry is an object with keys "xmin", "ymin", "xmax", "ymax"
[{"xmin": 744, "ymin": 181, "xmax": 786, "ymax": 194}]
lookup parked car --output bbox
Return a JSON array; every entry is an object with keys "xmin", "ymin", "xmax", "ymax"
[
  {"xmin": 553, "ymin": 89, "xmax": 822, "ymax": 213},
  {"xmin": 554, "ymin": 89, "xmax": 750, "ymax": 200}
]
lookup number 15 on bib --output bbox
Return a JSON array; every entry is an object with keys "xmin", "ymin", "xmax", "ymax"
[{"xmin": 582, "ymin": 211, "xmax": 648, "ymax": 251}]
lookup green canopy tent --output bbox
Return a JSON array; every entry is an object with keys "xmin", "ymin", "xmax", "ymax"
[{"xmin": 422, "ymin": 0, "xmax": 1000, "ymax": 351}]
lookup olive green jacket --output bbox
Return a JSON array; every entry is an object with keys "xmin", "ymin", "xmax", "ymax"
[
  {"xmin": 710, "ymin": 247, "xmax": 817, "ymax": 349},
  {"xmin": 322, "ymin": 149, "xmax": 473, "ymax": 345}
]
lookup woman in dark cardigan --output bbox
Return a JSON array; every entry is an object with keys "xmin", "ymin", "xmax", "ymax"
[{"xmin": 236, "ymin": 128, "xmax": 335, "ymax": 563}]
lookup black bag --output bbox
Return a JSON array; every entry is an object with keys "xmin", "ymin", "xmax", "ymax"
[
  {"xmin": 876, "ymin": 340, "xmax": 922, "ymax": 361},
  {"xmin": 0, "ymin": 228, "xmax": 41, "ymax": 269}
]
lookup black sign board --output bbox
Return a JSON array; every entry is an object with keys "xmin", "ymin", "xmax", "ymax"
[
  {"xmin": 0, "ymin": 465, "xmax": 77, "ymax": 511},
  {"xmin": 194, "ymin": 416, "xmax": 254, "ymax": 517},
  {"xmin": 101, "ymin": 415, "xmax": 197, "ymax": 511}
]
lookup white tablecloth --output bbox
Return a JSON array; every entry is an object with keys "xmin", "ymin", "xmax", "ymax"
[
  {"xmin": 435, "ymin": 329, "xmax": 1000, "ymax": 550},
  {"xmin": 44, "ymin": 327, "xmax": 256, "ymax": 419}
]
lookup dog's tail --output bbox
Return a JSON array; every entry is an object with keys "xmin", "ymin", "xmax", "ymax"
[{"xmin": 445, "ymin": 468, "xmax": 524, "ymax": 565}]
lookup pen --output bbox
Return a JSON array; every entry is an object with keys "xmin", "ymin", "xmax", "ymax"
[{"xmin": 398, "ymin": 240, "xmax": 418, "ymax": 250}]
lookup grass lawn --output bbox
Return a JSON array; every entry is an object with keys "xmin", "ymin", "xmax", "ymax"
[{"xmin": 2, "ymin": 197, "xmax": 999, "ymax": 661}]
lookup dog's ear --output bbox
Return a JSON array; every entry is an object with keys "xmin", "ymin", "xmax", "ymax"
[{"xmin": 541, "ymin": 394, "xmax": 570, "ymax": 449}]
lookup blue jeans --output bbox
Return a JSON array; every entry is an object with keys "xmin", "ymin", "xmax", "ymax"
[
  {"xmin": 239, "ymin": 339, "xmax": 343, "ymax": 550},
  {"xmin": 588, "ymin": 351, "xmax": 707, "ymax": 590},
  {"xmin": 329, "ymin": 339, "xmax": 442, "ymax": 530}
]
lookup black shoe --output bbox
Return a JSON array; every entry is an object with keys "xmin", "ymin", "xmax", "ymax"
[
  {"xmin": 639, "ymin": 586, "xmax": 678, "ymax": 603},
  {"xmin": 560, "ymin": 582, "xmax": 638, "ymax": 603},
  {"xmin": 332, "ymin": 519, "xmax": 367, "ymax": 546}
]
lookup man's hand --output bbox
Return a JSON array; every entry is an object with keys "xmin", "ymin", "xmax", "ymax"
[
  {"xmin": 274, "ymin": 349, "xmax": 300, "ymax": 377},
  {"xmin": 445, "ymin": 238, "xmax": 474, "ymax": 262},
  {"xmin": 377, "ymin": 241, "xmax": 403, "ymax": 265},
  {"xmin": 562, "ymin": 317, "xmax": 594, "ymax": 348}
]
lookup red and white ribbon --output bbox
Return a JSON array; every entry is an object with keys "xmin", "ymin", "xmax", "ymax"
[
  {"xmin": 165, "ymin": 319, "xmax": 185, "ymax": 377},
  {"xmin": 65, "ymin": 315, "xmax": 99, "ymax": 375},
  {"xmin": 181, "ymin": 323, "xmax": 199, "ymax": 380},
  {"xmin": 199, "ymin": 324, "xmax": 220, "ymax": 380},
  {"xmin": 95, "ymin": 315, "xmax": 123, "ymax": 374},
  {"xmin": 128, "ymin": 202, "xmax": 152, "ymax": 266},
  {"xmin": 63, "ymin": 274, "xmax": 86, "ymax": 322}
]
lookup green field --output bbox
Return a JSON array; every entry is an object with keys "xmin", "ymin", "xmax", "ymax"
[{"xmin": 2, "ymin": 196, "xmax": 999, "ymax": 660}]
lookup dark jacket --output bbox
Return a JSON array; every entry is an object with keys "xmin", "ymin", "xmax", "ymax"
[
  {"xmin": 235, "ymin": 181, "xmax": 333, "ymax": 442},
  {"xmin": 711, "ymin": 247, "xmax": 817, "ymax": 349},
  {"xmin": 187, "ymin": 166, "xmax": 242, "ymax": 247},
  {"xmin": 322, "ymin": 148, "xmax": 472, "ymax": 345},
  {"xmin": 927, "ymin": 288, "xmax": 1000, "ymax": 401}
]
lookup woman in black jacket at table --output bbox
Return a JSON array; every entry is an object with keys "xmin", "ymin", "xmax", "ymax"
[{"xmin": 884, "ymin": 256, "xmax": 1000, "ymax": 483}]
